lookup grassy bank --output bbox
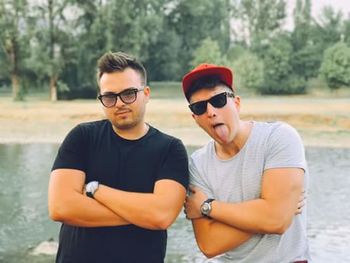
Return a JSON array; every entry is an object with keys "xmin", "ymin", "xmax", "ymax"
[{"xmin": 0, "ymin": 92, "xmax": 349, "ymax": 148}]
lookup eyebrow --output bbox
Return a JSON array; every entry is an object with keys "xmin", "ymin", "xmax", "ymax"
[{"xmin": 101, "ymin": 88, "xmax": 137, "ymax": 95}]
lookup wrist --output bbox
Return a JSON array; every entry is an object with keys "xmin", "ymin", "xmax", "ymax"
[
  {"xmin": 200, "ymin": 198, "xmax": 215, "ymax": 218},
  {"xmin": 85, "ymin": 181, "xmax": 99, "ymax": 198}
]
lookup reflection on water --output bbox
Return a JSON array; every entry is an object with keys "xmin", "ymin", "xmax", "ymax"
[{"xmin": 0, "ymin": 144, "xmax": 349, "ymax": 262}]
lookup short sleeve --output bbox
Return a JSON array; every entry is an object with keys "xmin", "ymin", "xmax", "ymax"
[
  {"xmin": 51, "ymin": 125, "xmax": 88, "ymax": 172},
  {"xmin": 189, "ymin": 155, "xmax": 214, "ymax": 198},
  {"xmin": 264, "ymin": 123, "xmax": 307, "ymax": 171},
  {"xmin": 157, "ymin": 139, "xmax": 189, "ymax": 189}
]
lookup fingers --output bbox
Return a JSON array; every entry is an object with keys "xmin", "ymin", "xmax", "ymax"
[
  {"xmin": 295, "ymin": 191, "xmax": 307, "ymax": 215},
  {"xmin": 188, "ymin": 185, "xmax": 197, "ymax": 193}
]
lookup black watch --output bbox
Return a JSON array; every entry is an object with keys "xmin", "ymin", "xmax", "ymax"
[{"xmin": 200, "ymin": 198, "xmax": 215, "ymax": 218}]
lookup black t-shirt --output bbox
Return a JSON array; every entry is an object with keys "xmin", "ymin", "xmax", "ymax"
[{"xmin": 52, "ymin": 120, "xmax": 189, "ymax": 263}]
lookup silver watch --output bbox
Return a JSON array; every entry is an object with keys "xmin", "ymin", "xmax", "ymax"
[
  {"xmin": 200, "ymin": 198, "xmax": 215, "ymax": 217},
  {"xmin": 85, "ymin": 181, "xmax": 99, "ymax": 198}
]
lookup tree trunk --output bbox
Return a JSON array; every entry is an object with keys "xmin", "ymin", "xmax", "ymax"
[
  {"xmin": 50, "ymin": 74, "xmax": 58, "ymax": 101},
  {"xmin": 11, "ymin": 72, "xmax": 20, "ymax": 100},
  {"xmin": 9, "ymin": 36, "xmax": 21, "ymax": 101}
]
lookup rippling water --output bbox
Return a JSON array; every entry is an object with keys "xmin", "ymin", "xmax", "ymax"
[{"xmin": 0, "ymin": 144, "xmax": 349, "ymax": 262}]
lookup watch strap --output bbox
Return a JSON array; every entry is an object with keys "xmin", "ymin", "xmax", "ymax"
[
  {"xmin": 201, "ymin": 198, "xmax": 215, "ymax": 217},
  {"xmin": 86, "ymin": 191, "xmax": 94, "ymax": 199}
]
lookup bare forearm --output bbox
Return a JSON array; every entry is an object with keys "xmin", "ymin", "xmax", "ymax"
[
  {"xmin": 210, "ymin": 199, "xmax": 295, "ymax": 234},
  {"xmin": 94, "ymin": 182, "xmax": 185, "ymax": 230},
  {"xmin": 192, "ymin": 218, "xmax": 252, "ymax": 258},
  {"xmin": 49, "ymin": 192, "xmax": 130, "ymax": 227}
]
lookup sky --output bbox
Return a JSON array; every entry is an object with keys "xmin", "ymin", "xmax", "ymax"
[{"xmin": 285, "ymin": 0, "xmax": 350, "ymax": 29}]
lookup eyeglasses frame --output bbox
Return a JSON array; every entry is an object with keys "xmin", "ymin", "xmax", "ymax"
[{"xmin": 98, "ymin": 87, "xmax": 145, "ymax": 108}]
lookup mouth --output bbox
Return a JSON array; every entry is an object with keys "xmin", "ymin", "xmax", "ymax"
[
  {"xmin": 114, "ymin": 109, "xmax": 131, "ymax": 116},
  {"xmin": 212, "ymin": 123, "xmax": 224, "ymax": 128}
]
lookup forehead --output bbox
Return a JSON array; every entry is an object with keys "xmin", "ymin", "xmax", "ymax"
[
  {"xmin": 190, "ymin": 85, "xmax": 228, "ymax": 103},
  {"xmin": 99, "ymin": 68, "xmax": 142, "ymax": 93}
]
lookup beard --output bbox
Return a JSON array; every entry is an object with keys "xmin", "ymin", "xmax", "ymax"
[{"xmin": 108, "ymin": 105, "xmax": 146, "ymax": 131}]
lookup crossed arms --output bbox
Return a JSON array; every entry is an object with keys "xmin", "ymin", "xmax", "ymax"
[
  {"xmin": 48, "ymin": 168, "xmax": 186, "ymax": 230},
  {"xmin": 185, "ymin": 167, "xmax": 304, "ymax": 258}
]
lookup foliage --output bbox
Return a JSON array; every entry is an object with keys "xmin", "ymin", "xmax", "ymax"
[
  {"xmin": 231, "ymin": 52, "xmax": 264, "ymax": 91},
  {"xmin": 191, "ymin": 38, "xmax": 226, "ymax": 67},
  {"xmin": 1, "ymin": 0, "xmax": 350, "ymax": 99},
  {"xmin": 168, "ymin": 0, "xmax": 231, "ymax": 75},
  {"xmin": 260, "ymin": 34, "xmax": 306, "ymax": 94},
  {"xmin": 320, "ymin": 42, "xmax": 350, "ymax": 90},
  {"xmin": 0, "ymin": 0, "xmax": 31, "ymax": 100},
  {"xmin": 231, "ymin": 0, "xmax": 286, "ymax": 51}
]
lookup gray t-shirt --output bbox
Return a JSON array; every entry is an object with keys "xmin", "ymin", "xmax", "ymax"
[{"xmin": 190, "ymin": 121, "xmax": 310, "ymax": 263}]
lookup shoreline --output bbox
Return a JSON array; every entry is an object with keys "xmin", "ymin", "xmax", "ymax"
[{"xmin": 0, "ymin": 97, "xmax": 349, "ymax": 148}]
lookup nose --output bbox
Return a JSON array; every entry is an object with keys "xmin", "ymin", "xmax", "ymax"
[
  {"xmin": 206, "ymin": 102, "xmax": 217, "ymax": 117},
  {"xmin": 114, "ymin": 95, "xmax": 125, "ymax": 108}
]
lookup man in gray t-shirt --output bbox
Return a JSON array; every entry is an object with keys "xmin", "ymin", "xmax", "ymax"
[{"xmin": 182, "ymin": 64, "xmax": 310, "ymax": 263}]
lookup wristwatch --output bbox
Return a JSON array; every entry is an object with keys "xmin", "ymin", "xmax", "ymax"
[
  {"xmin": 85, "ymin": 181, "xmax": 99, "ymax": 199},
  {"xmin": 200, "ymin": 198, "xmax": 215, "ymax": 218}
]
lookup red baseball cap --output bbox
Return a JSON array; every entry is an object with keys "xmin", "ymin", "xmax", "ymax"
[{"xmin": 182, "ymin": 63, "xmax": 233, "ymax": 99}]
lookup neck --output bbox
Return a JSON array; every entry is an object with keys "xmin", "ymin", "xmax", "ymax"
[
  {"xmin": 112, "ymin": 122, "xmax": 149, "ymax": 140},
  {"xmin": 214, "ymin": 120, "xmax": 253, "ymax": 160}
]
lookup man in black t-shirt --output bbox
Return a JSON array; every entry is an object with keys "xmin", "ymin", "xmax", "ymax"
[{"xmin": 48, "ymin": 52, "xmax": 189, "ymax": 263}]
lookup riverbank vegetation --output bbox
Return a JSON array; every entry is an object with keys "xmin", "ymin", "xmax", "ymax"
[{"xmin": 1, "ymin": 0, "xmax": 350, "ymax": 101}]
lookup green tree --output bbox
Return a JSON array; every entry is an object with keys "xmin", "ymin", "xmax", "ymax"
[
  {"xmin": 0, "ymin": 0, "xmax": 28, "ymax": 100},
  {"xmin": 292, "ymin": 0, "xmax": 311, "ymax": 50},
  {"xmin": 231, "ymin": 0, "xmax": 286, "ymax": 51},
  {"xmin": 168, "ymin": 0, "xmax": 231, "ymax": 75},
  {"xmin": 104, "ymin": 0, "xmax": 164, "ymax": 60},
  {"xmin": 191, "ymin": 38, "xmax": 226, "ymax": 67},
  {"xmin": 291, "ymin": 0, "xmax": 320, "ymax": 81},
  {"xmin": 231, "ymin": 52, "xmax": 264, "ymax": 91},
  {"xmin": 311, "ymin": 6, "xmax": 343, "ymax": 50},
  {"xmin": 26, "ymin": 0, "xmax": 75, "ymax": 101},
  {"xmin": 145, "ymin": 23, "xmax": 182, "ymax": 81},
  {"xmin": 260, "ymin": 34, "xmax": 306, "ymax": 94},
  {"xmin": 320, "ymin": 42, "xmax": 350, "ymax": 90},
  {"xmin": 59, "ymin": 0, "xmax": 107, "ymax": 96}
]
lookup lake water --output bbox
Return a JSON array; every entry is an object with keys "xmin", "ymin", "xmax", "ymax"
[{"xmin": 0, "ymin": 144, "xmax": 349, "ymax": 262}]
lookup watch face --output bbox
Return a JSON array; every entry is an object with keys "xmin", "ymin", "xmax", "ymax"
[
  {"xmin": 86, "ymin": 183, "xmax": 92, "ymax": 193},
  {"xmin": 201, "ymin": 203, "xmax": 210, "ymax": 215}
]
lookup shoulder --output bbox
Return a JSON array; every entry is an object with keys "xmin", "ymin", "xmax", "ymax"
[
  {"xmin": 265, "ymin": 121, "xmax": 303, "ymax": 145},
  {"xmin": 148, "ymin": 125, "xmax": 185, "ymax": 146},
  {"xmin": 76, "ymin": 119, "xmax": 109, "ymax": 133},
  {"xmin": 190, "ymin": 141, "xmax": 213, "ymax": 164},
  {"xmin": 253, "ymin": 121, "xmax": 299, "ymax": 138}
]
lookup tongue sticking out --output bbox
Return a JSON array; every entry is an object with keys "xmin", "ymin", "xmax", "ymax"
[{"xmin": 214, "ymin": 124, "xmax": 229, "ymax": 142}]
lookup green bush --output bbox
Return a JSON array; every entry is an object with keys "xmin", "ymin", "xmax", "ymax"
[
  {"xmin": 320, "ymin": 42, "xmax": 350, "ymax": 90},
  {"xmin": 231, "ymin": 52, "xmax": 264, "ymax": 92},
  {"xmin": 260, "ymin": 75, "xmax": 306, "ymax": 95}
]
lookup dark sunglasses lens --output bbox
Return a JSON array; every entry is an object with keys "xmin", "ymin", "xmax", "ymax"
[
  {"xmin": 190, "ymin": 101, "xmax": 207, "ymax": 115},
  {"xmin": 210, "ymin": 93, "xmax": 227, "ymax": 108}
]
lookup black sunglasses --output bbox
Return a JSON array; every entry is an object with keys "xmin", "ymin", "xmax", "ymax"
[
  {"xmin": 98, "ymin": 88, "xmax": 144, "ymax": 108},
  {"xmin": 189, "ymin": 92, "xmax": 235, "ymax": 115}
]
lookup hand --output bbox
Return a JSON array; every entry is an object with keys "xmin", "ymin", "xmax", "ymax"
[
  {"xmin": 184, "ymin": 185, "xmax": 208, "ymax": 220},
  {"xmin": 295, "ymin": 190, "xmax": 306, "ymax": 215}
]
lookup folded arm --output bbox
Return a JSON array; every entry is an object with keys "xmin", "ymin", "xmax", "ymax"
[
  {"xmin": 48, "ymin": 169, "xmax": 129, "ymax": 227},
  {"xmin": 185, "ymin": 167, "xmax": 303, "ymax": 258},
  {"xmin": 191, "ymin": 217, "xmax": 252, "ymax": 258},
  {"xmin": 94, "ymin": 179, "xmax": 186, "ymax": 230},
  {"xmin": 210, "ymin": 168, "xmax": 304, "ymax": 234}
]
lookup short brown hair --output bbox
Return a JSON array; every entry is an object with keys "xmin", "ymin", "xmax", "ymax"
[{"xmin": 97, "ymin": 51, "xmax": 147, "ymax": 85}]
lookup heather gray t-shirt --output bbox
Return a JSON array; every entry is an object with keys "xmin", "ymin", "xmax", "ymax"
[{"xmin": 190, "ymin": 121, "xmax": 310, "ymax": 263}]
